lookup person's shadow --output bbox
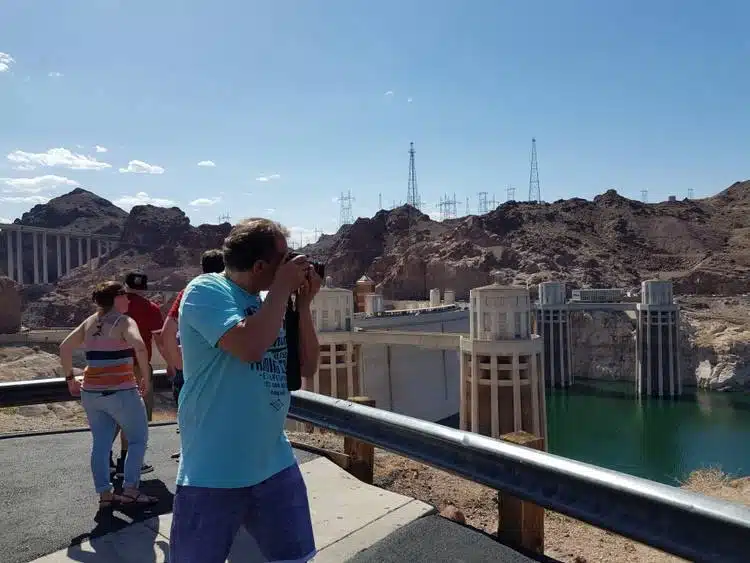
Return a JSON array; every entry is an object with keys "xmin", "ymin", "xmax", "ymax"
[{"xmin": 65, "ymin": 479, "xmax": 174, "ymax": 563}]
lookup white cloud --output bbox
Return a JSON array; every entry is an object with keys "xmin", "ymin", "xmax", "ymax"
[
  {"xmin": 288, "ymin": 226, "xmax": 324, "ymax": 247},
  {"xmin": 0, "ymin": 217, "xmax": 10, "ymax": 223},
  {"xmin": 197, "ymin": 160, "xmax": 216, "ymax": 167},
  {"xmin": 0, "ymin": 52, "xmax": 14, "ymax": 73},
  {"xmin": 0, "ymin": 195, "xmax": 50, "ymax": 204},
  {"xmin": 1, "ymin": 175, "xmax": 80, "ymax": 193},
  {"xmin": 384, "ymin": 90, "xmax": 394, "ymax": 97},
  {"xmin": 255, "ymin": 174, "xmax": 280, "ymax": 182},
  {"xmin": 119, "ymin": 160, "xmax": 165, "ymax": 174},
  {"xmin": 189, "ymin": 197, "xmax": 220, "ymax": 207},
  {"xmin": 113, "ymin": 191, "xmax": 175, "ymax": 210},
  {"xmin": 265, "ymin": 208, "xmax": 276, "ymax": 215},
  {"xmin": 48, "ymin": 71, "xmax": 63, "ymax": 78},
  {"xmin": 407, "ymin": 97, "xmax": 413, "ymax": 103},
  {"xmin": 95, "ymin": 145, "xmax": 108, "ymax": 153},
  {"xmin": 7, "ymin": 148, "xmax": 111, "ymax": 171}
]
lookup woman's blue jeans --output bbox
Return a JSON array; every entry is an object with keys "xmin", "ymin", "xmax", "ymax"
[{"xmin": 81, "ymin": 388, "xmax": 149, "ymax": 493}]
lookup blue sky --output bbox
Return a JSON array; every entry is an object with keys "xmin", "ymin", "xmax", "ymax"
[{"xmin": 1, "ymin": 0, "xmax": 748, "ymax": 245}]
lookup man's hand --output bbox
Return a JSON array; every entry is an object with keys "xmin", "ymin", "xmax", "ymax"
[
  {"xmin": 67, "ymin": 375, "xmax": 82, "ymax": 398},
  {"xmin": 298, "ymin": 267, "xmax": 322, "ymax": 308},
  {"xmin": 271, "ymin": 254, "xmax": 309, "ymax": 296}
]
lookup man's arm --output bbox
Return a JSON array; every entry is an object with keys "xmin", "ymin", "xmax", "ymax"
[
  {"xmin": 160, "ymin": 315, "xmax": 183, "ymax": 370},
  {"xmin": 150, "ymin": 303, "xmax": 166, "ymax": 360},
  {"xmin": 298, "ymin": 307, "xmax": 320, "ymax": 379},
  {"xmin": 182, "ymin": 278, "xmax": 294, "ymax": 364}
]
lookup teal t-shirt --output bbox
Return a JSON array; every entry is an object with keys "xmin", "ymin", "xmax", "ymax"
[{"xmin": 175, "ymin": 273, "xmax": 295, "ymax": 488}]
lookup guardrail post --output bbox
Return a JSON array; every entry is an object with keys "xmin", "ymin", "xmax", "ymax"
[
  {"xmin": 497, "ymin": 431, "xmax": 544, "ymax": 554},
  {"xmin": 343, "ymin": 396, "xmax": 375, "ymax": 484}
]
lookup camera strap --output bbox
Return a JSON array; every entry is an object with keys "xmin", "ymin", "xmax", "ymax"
[{"xmin": 285, "ymin": 294, "xmax": 302, "ymax": 391}]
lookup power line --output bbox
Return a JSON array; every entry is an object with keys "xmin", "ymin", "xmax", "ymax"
[
  {"xmin": 339, "ymin": 190, "xmax": 355, "ymax": 227},
  {"xmin": 528, "ymin": 137, "xmax": 541, "ymax": 203}
]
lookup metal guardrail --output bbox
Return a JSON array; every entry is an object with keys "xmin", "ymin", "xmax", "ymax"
[{"xmin": 2, "ymin": 373, "xmax": 750, "ymax": 562}]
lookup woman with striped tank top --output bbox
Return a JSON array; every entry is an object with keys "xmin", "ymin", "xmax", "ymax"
[{"xmin": 60, "ymin": 281, "xmax": 157, "ymax": 509}]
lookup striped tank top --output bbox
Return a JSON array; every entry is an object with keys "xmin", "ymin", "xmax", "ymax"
[{"xmin": 81, "ymin": 311, "xmax": 138, "ymax": 392}]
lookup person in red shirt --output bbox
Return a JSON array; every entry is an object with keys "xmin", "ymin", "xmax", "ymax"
[
  {"xmin": 161, "ymin": 249, "xmax": 224, "ymax": 460},
  {"xmin": 109, "ymin": 272, "xmax": 165, "ymax": 477}
]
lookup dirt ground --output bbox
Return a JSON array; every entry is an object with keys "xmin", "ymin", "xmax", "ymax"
[{"xmin": 286, "ymin": 430, "xmax": 750, "ymax": 563}]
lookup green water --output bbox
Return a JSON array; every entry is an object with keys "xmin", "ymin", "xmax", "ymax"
[{"xmin": 545, "ymin": 380, "xmax": 750, "ymax": 485}]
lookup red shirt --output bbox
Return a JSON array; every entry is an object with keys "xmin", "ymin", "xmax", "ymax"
[
  {"xmin": 168, "ymin": 289, "xmax": 185, "ymax": 320},
  {"xmin": 126, "ymin": 293, "xmax": 164, "ymax": 361}
]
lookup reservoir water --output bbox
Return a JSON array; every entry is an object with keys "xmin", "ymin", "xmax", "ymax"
[{"xmin": 545, "ymin": 380, "xmax": 750, "ymax": 485}]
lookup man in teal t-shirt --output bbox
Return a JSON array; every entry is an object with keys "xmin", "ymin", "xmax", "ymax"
[{"xmin": 170, "ymin": 218, "xmax": 321, "ymax": 563}]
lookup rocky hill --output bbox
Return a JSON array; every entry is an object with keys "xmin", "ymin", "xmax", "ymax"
[
  {"xmin": 302, "ymin": 181, "xmax": 750, "ymax": 299},
  {"xmin": 0, "ymin": 189, "xmax": 231, "ymax": 327},
  {"xmin": 3, "ymin": 182, "xmax": 750, "ymax": 327}
]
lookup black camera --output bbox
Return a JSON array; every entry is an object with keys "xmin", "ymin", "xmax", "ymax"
[{"xmin": 287, "ymin": 252, "xmax": 325, "ymax": 280}]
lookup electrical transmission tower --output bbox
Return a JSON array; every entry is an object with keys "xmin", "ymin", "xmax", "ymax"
[
  {"xmin": 478, "ymin": 192, "xmax": 489, "ymax": 214},
  {"xmin": 641, "ymin": 188, "xmax": 648, "ymax": 203},
  {"xmin": 313, "ymin": 228, "xmax": 322, "ymax": 242},
  {"xmin": 506, "ymin": 185, "xmax": 516, "ymax": 201},
  {"xmin": 465, "ymin": 196, "xmax": 470, "ymax": 216},
  {"xmin": 406, "ymin": 142, "xmax": 421, "ymax": 210},
  {"xmin": 528, "ymin": 138, "xmax": 541, "ymax": 203},
  {"xmin": 379, "ymin": 193, "xmax": 383, "ymax": 210},
  {"xmin": 687, "ymin": 187, "xmax": 694, "ymax": 199},
  {"xmin": 488, "ymin": 194, "xmax": 498, "ymax": 211},
  {"xmin": 339, "ymin": 190, "xmax": 354, "ymax": 227},
  {"xmin": 438, "ymin": 193, "xmax": 458, "ymax": 221},
  {"xmin": 217, "ymin": 213, "xmax": 231, "ymax": 223}
]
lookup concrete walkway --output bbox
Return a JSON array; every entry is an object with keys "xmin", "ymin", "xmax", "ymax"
[{"xmin": 30, "ymin": 456, "xmax": 434, "ymax": 562}]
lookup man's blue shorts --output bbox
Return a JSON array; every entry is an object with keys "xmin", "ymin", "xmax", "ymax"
[{"xmin": 169, "ymin": 463, "xmax": 316, "ymax": 563}]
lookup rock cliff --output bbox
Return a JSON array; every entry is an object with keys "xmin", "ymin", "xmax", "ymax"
[{"xmin": 303, "ymin": 182, "xmax": 750, "ymax": 299}]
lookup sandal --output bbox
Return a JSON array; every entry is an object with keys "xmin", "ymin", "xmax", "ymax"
[
  {"xmin": 98, "ymin": 492, "xmax": 117, "ymax": 509},
  {"xmin": 119, "ymin": 489, "xmax": 158, "ymax": 506}
]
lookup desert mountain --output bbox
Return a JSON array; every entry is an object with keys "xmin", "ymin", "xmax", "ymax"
[
  {"xmin": 302, "ymin": 181, "xmax": 750, "ymax": 299},
  {"xmin": 3, "ymin": 182, "xmax": 750, "ymax": 327}
]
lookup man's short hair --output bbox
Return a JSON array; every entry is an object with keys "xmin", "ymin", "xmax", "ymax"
[
  {"xmin": 222, "ymin": 218, "xmax": 290, "ymax": 272},
  {"xmin": 125, "ymin": 272, "xmax": 148, "ymax": 290},
  {"xmin": 201, "ymin": 249, "xmax": 225, "ymax": 273}
]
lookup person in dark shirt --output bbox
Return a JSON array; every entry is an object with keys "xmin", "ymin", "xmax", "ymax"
[
  {"xmin": 161, "ymin": 250, "xmax": 225, "ymax": 460},
  {"xmin": 109, "ymin": 272, "xmax": 165, "ymax": 476}
]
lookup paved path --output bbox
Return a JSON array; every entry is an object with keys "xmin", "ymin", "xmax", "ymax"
[
  {"xmin": 1, "ymin": 425, "xmax": 542, "ymax": 563},
  {"xmin": 0, "ymin": 425, "xmax": 316, "ymax": 563}
]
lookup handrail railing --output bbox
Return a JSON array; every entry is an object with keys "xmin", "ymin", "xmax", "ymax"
[{"xmin": 2, "ymin": 372, "xmax": 750, "ymax": 562}]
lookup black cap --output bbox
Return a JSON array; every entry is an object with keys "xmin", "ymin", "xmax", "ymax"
[{"xmin": 125, "ymin": 272, "xmax": 148, "ymax": 290}]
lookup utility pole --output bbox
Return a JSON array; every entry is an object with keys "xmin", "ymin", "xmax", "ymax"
[
  {"xmin": 339, "ymin": 190, "xmax": 354, "ymax": 227},
  {"xmin": 528, "ymin": 138, "xmax": 541, "ymax": 203}
]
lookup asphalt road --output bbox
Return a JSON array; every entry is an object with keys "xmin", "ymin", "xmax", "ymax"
[
  {"xmin": 0, "ymin": 425, "xmax": 316, "ymax": 563},
  {"xmin": 347, "ymin": 514, "xmax": 546, "ymax": 563}
]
